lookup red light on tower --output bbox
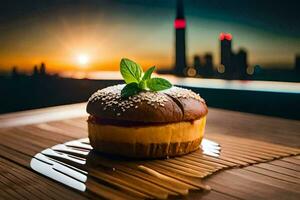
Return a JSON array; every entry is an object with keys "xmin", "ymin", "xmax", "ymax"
[
  {"xmin": 225, "ymin": 33, "xmax": 232, "ymax": 40},
  {"xmin": 219, "ymin": 32, "xmax": 232, "ymax": 41},
  {"xmin": 219, "ymin": 33, "xmax": 225, "ymax": 40},
  {"xmin": 174, "ymin": 19, "xmax": 186, "ymax": 29}
]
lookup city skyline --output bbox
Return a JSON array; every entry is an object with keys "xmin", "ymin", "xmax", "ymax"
[{"xmin": 0, "ymin": 0, "xmax": 299, "ymax": 73}]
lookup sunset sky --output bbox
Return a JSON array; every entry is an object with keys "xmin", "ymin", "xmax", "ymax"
[{"xmin": 0, "ymin": 0, "xmax": 299, "ymax": 73}]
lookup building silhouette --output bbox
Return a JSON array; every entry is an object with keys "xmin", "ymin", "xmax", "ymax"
[
  {"xmin": 11, "ymin": 66, "xmax": 19, "ymax": 79},
  {"xmin": 40, "ymin": 62, "xmax": 46, "ymax": 76},
  {"xmin": 174, "ymin": 0, "xmax": 187, "ymax": 76},
  {"xmin": 31, "ymin": 62, "xmax": 48, "ymax": 79},
  {"xmin": 194, "ymin": 55, "xmax": 203, "ymax": 75},
  {"xmin": 295, "ymin": 54, "xmax": 300, "ymax": 73},
  {"xmin": 219, "ymin": 33, "xmax": 249, "ymax": 79},
  {"xmin": 220, "ymin": 32, "xmax": 233, "ymax": 78},
  {"xmin": 234, "ymin": 48, "xmax": 248, "ymax": 79},
  {"xmin": 203, "ymin": 53, "xmax": 214, "ymax": 77},
  {"xmin": 32, "ymin": 65, "xmax": 39, "ymax": 77},
  {"xmin": 193, "ymin": 53, "xmax": 214, "ymax": 78}
]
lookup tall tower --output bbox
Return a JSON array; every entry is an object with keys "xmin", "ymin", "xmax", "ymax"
[
  {"xmin": 296, "ymin": 54, "xmax": 300, "ymax": 73},
  {"xmin": 174, "ymin": 0, "xmax": 187, "ymax": 76},
  {"xmin": 220, "ymin": 32, "xmax": 232, "ymax": 78}
]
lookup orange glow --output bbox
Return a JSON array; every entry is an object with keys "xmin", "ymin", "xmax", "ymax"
[
  {"xmin": 77, "ymin": 54, "xmax": 90, "ymax": 67},
  {"xmin": 0, "ymin": 20, "xmax": 173, "ymax": 74},
  {"xmin": 186, "ymin": 67, "xmax": 197, "ymax": 77}
]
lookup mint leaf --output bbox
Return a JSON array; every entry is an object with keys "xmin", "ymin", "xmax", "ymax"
[
  {"xmin": 119, "ymin": 58, "xmax": 173, "ymax": 97},
  {"xmin": 120, "ymin": 58, "xmax": 143, "ymax": 84},
  {"xmin": 121, "ymin": 82, "xmax": 140, "ymax": 98},
  {"xmin": 147, "ymin": 78, "xmax": 172, "ymax": 91},
  {"xmin": 142, "ymin": 66, "xmax": 155, "ymax": 81},
  {"xmin": 138, "ymin": 80, "xmax": 147, "ymax": 90}
]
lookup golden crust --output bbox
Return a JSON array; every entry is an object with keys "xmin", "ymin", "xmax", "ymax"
[
  {"xmin": 88, "ymin": 139, "xmax": 202, "ymax": 158},
  {"xmin": 88, "ymin": 117, "xmax": 206, "ymax": 158}
]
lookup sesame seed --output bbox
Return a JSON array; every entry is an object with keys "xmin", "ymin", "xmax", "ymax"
[{"xmin": 88, "ymin": 84, "xmax": 203, "ymax": 114}]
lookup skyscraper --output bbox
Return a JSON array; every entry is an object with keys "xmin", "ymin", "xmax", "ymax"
[
  {"xmin": 296, "ymin": 54, "xmax": 300, "ymax": 73},
  {"xmin": 174, "ymin": 0, "xmax": 186, "ymax": 76},
  {"xmin": 220, "ymin": 32, "xmax": 232, "ymax": 78},
  {"xmin": 235, "ymin": 48, "xmax": 248, "ymax": 79}
]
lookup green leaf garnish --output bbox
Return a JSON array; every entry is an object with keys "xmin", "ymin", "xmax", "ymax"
[
  {"xmin": 147, "ymin": 78, "xmax": 172, "ymax": 91},
  {"xmin": 138, "ymin": 80, "xmax": 147, "ymax": 90},
  {"xmin": 120, "ymin": 58, "xmax": 172, "ymax": 98},
  {"xmin": 120, "ymin": 58, "xmax": 143, "ymax": 84},
  {"xmin": 142, "ymin": 66, "xmax": 155, "ymax": 81},
  {"xmin": 121, "ymin": 82, "xmax": 141, "ymax": 98}
]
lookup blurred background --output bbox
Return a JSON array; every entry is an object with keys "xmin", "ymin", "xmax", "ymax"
[{"xmin": 0, "ymin": 0, "xmax": 299, "ymax": 119}]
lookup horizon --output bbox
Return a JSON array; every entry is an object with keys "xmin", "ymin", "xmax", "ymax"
[{"xmin": 1, "ymin": 0, "xmax": 299, "ymax": 73}]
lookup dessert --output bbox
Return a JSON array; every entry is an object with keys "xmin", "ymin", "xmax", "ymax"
[{"xmin": 87, "ymin": 58, "xmax": 208, "ymax": 158}]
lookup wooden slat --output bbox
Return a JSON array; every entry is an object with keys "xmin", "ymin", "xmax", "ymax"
[
  {"xmin": 186, "ymin": 190, "xmax": 240, "ymax": 200},
  {"xmin": 270, "ymin": 160, "xmax": 300, "ymax": 172},
  {"xmin": 282, "ymin": 157, "xmax": 300, "ymax": 165},
  {"xmin": 209, "ymin": 134, "xmax": 300, "ymax": 155},
  {"xmin": 31, "ymin": 136, "xmax": 299, "ymax": 199},
  {"xmin": 115, "ymin": 164, "xmax": 190, "ymax": 195},
  {"xmin": 206, "ymin": 169, "xmax": 300, "ymax": 200},
  {"xmin": 0, "ymin": 147, "xmax": 91, "ymax": 200},
  {"xmin": 226, "ymin": 168, "xmax": 300, "ymax": 193},
  {"xmin": 18, "ymin": 125, "xmax": 75, "ymax": 143},
  {"xmin": 0, "ymin": 103, "xmax": 299, "ymax": 200},
  {"xmin": 85, "ymin": 178, "xmax": 139, "ymax": 200},
  {"xmin": 245, "ymin": 166, "xmax": 300, "ymax": 184},
  {"xmin": 0, "ymin": 103, "xmax": 87, "ymax": 128},
  {"xmin": 255, "ymin": 163, "xmax": 300, "ymax": 179}
]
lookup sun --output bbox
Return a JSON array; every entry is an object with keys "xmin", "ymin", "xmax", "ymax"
[{"xmin": 77, "ymin": 54, "xmax": 90, "ymax": 66}]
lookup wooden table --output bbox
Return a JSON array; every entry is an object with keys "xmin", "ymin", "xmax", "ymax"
[{"xmin": 0, "ymin": 103, "xmax": 299, "ymax": 200}]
